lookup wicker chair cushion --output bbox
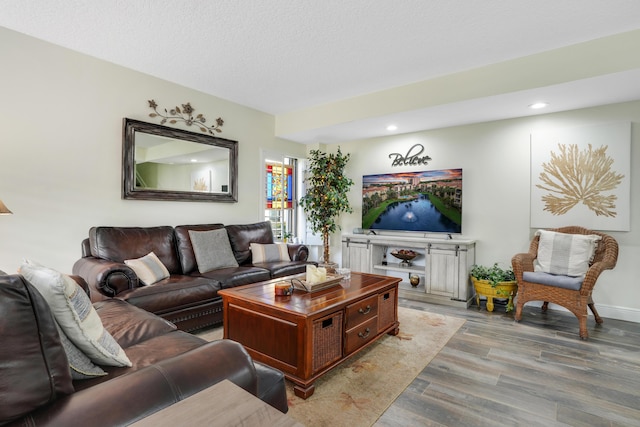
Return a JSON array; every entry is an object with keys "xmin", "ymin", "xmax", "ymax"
[
  {"xmin": 523, "ymin": 271, "xmax": 583, "ymax": 290},
  {"xmin": 534, "ymin": 230, "xmax": 601, "ymax": 276}
]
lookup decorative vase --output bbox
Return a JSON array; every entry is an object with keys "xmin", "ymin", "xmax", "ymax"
[
  {"xmin": 409, "ymin": 274, "xmax": 420, "ymax": 287},
  {"xmin": 318, "ymin": 261, "xmax": 338, "ymax": 274}
]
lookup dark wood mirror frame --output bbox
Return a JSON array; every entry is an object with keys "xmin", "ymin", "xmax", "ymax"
[{"xmin": 122, "ymin": 118, "xmax": 238, "ymax": 202}]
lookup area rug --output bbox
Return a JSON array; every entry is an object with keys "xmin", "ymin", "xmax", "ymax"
[{"xmin": 196, "ymin": 307, "xmax": 465, "ymax": 427}]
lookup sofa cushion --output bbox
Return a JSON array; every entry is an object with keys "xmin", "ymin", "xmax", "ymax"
[
  {"xmin": 124, "ymin": 252, "xmax": 170, "ymax": 285},
  {"xmin": 250, "ymin": 242, "xmax": 290, "ymax": 263},
  {"xmin": 254, "ymin": 260, "xmax": 310, "ymax": 279},
  {"xmin": 189, "ymin": 228, "xmax": 239, "ymax": 272},
  {"xmin": 534, "ymin": 229, "xmax": 601, "ymax": 276},
  {"xmin": 115, "ymin": 275, "xmax": 221, "ymax": 316},
  {"xmin": 198, "ymin": 266, "xmax": 271, "ymax": 289},
  {"xmin": 226, "ymin": 221, "xmax": 274, "ymax": 265},
  {"xmin": 19, "ymin": 260, "xmax": 132, "ymax": 367},
  {"xmin": 72, "ymin": 330, "xmax": 209, "ymax": 392},
  {"xmin": 0, "ymin": 275, "xmax": 74, "ymax": 424},
  {"xmin": 92, "ymin": 299, "xmax": 177, "ymax": 348},
  {"xmin": 89, "ymin": 226, "xmax": 182, "ymax": 274},
  {"xmin": 175, "ymin": 224, "xmax": 225, "ymax": 275}
]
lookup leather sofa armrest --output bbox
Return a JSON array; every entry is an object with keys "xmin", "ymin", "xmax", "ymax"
[
  {"xmin": 10, "ymin": 340, "xmax": 260, "ymax": 427},
  {"xmin": 72, "ymin": 257, "xmax": 139, "ymax": 301},
  {"xmin": 287, "ymin": 244, "xmax": 309, "ymax": 262},
  {"xmin": 254, "ymin": 361, "xmax": 288, "ymax": 413}
]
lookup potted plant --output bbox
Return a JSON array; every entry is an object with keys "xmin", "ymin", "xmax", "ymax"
[
  {"xmin": 470, "ymin": 263, "xmax": 517, "ymax": 312},
  {"xmin": 299, "ymin": 147, "xmax": 354, "ymax": 269}
]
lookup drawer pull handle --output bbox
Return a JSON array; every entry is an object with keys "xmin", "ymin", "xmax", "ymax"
[
  {"xmin": 358, "ymin": 328, "xmax": 370, "ymax": 339},
  {"xmin": 358, "ymin": 305, "xmax": 371, "ymax": 315}
]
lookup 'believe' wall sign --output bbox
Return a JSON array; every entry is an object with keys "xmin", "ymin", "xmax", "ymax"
[{"xmin": 389, "ymin": 144, "xmax": 432, "ymax": 167}]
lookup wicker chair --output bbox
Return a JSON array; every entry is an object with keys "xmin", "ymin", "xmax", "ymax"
[{"xmin": 511, "ymin": 226, "xmax": 618, "ymax": 339}]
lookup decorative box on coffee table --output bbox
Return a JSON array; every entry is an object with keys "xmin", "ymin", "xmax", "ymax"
[{"xmin": 218, "ymin": 272, "xmax": 400, "ymax": 399}]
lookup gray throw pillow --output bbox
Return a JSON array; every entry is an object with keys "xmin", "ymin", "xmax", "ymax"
[
  {"xmin": 55, "ymin": 323, "xmax": 108, "ymax": 380},
  {"xmin": 189, "ymin": 229, "xmax": 239, "ymax": 273}
]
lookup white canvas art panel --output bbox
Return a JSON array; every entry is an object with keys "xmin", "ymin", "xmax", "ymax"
[
  {"xmin": 190, "ymin": 169, "xmax": 212, "ymax": 192},
  {"xmin": 530, "ymin": 122, "xmax": 630, "ymax": 231}
]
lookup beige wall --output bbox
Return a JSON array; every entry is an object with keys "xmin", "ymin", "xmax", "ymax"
[
  {"xmin": 0, "ymin": 27, "xmax": 306, "ymax": 273},
  {"xmin": 333, "ymin": 102, "xmax": 640, "ymax": 321},
  {"xmin": 1, "ymin": 27, "xmax": 637, "ymax": 322}
]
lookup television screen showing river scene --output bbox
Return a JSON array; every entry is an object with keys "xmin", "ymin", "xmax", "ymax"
[{"xmin": 362, "ymin": 169, "xmax": 462, "ymax": 233}]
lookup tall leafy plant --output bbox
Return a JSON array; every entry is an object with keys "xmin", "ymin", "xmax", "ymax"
[{"xmin": 300, "ymin": 148, "xmax": 354, "ymax": 264}]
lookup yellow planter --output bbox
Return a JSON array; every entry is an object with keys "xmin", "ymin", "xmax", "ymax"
[{"xmin": 471, "ymin": 277, "xmax": 518, "ymax": 312}]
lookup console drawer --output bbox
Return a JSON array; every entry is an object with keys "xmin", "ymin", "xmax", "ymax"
[
  {"xmin": 345, "ymin": 294, "xmax": 378, "ymax": 330},
  {"xmin": 345, "ymin": 316, "xmax": 378, "ymax": 354}
]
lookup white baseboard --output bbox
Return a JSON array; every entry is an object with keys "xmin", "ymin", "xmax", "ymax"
[{"xmin": 525, "ymin": 301, "xmax": 640, "ymax": 324}]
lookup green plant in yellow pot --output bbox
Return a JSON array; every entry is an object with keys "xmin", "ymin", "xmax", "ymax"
[{"xmin": 470, "ymin": 263, "xmax": 517, "ymax": 312}]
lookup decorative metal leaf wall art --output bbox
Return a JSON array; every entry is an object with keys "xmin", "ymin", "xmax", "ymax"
[
  {"xmin": 536, "ymin": 143, "xmax": 624, "ymax": 217},
  {"xmin": 148, "ymin": 99, "xmax": 224, "ymax": 135}
]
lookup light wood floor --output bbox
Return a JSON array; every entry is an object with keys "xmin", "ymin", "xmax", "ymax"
[{"xmin": 375, "ymin": 299, "xmax": 640, "ymax": 427}]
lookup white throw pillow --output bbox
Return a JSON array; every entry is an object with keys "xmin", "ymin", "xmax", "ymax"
[
  {"xmin": 19, "ymin": 260, "xmax": 132, "ymax": 367},
  {"xmin": 534, "ymin": 230, "xmax": 601, "ymax": 277},
  {"xmin": 188, "ymin": 228, "xmax": 239, "ymax": 273},
  {"xmin": 250, "ymin": 242, "xmax": 291, "ymax": 263},
  {"xmin": 124, "ymin": 251, "xmax": 170, "ymax": 285}
]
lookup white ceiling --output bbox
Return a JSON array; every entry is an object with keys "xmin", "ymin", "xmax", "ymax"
[{"xmin": 2, "ymin": 1, "xmax": 640, "ymax": 143}]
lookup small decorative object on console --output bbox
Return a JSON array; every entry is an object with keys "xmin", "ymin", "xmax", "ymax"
[
  {"xmin": 390, "ymin": 249, "xmax": 418, "ymax": 267},
  {"xmin": 409, "ymin": 274, "xmax": 420, "ymax": 287}
]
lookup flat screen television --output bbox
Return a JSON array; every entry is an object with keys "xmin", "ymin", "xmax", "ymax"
[{"xmin": 362, "ymin": 169, "xmax": 462, "ymax": 234}]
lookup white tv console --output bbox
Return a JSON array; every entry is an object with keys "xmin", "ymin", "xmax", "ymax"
[{"xmin": 341, "ymin": 233, "xmax": 476, "ymax": 308}]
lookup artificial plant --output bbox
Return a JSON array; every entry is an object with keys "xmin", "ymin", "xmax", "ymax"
[{"xmin": 299, "ymin": 147, "xmax": 354, "ymax": 264}]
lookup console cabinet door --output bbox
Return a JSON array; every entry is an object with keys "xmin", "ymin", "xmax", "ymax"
[
  {"xmin": 341, "ymin": 239, "xmax": 372, "ymax": 273},
  {"xmin": 426, "ymin": 248, "xmax": 458, "ymax": 299}
]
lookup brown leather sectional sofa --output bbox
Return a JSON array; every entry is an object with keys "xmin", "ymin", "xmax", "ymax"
[
  {"xmin": 72, "ymin": 221, "xmax": 313, "ymax": 331},
  {"xmin": 0, "ymin": 274, "xmax": 288, "ymax": 426}
]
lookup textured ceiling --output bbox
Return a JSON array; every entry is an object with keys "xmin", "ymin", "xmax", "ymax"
[{"xmin": 2, "ymin": 1, "xmax": 640, "ymax": 143}]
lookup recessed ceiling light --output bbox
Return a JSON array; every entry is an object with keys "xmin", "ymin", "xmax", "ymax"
[
  {"xmin": 529, "ymin": 102, "xmax": 549, "ymax": 109},
  {"xmin": 386, "ymin": 125, "xmax": 398, "ymax": 131},
  {"xmin": 190, "ymin": 159, "xmax": 198, "ymax": 162}
]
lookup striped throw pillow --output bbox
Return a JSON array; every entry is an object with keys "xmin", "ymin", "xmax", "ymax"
[
  {"xmin": 534, "ymin": 230, "xmax": 601, "ymax": 277},
  {"xmin": 250, "ymin": 243, "xmax": 291, "ymax": 263},
  {"xmin": 125, "ymin": 252, "xmax": 170, "ymax": 285}
]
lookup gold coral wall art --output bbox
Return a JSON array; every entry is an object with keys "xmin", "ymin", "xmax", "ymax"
[{"xmin": 530, "ymin": 122, "xmax": 630, "ymax": 231}]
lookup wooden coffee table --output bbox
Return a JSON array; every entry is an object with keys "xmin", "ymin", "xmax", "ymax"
[{"xmin": 219, "ymin": 272, "xmax": 400, "ymax": 399}]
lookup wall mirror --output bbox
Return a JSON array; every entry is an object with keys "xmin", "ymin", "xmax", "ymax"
[{"xmin": 123, "ymin": 118, "xmax": 238, "ymax": 202}]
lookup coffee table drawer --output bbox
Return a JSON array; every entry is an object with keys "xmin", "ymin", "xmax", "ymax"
[
  {"xmin": 345, "ymin": 294, "xmax": 378, "ymax": 329},
  {"xmin": 345, "ymin": 316, "xmax": 378, "ymax": 354}
]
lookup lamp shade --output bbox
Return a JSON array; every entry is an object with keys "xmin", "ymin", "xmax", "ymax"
[{"xmin": 0, "ymin": 199, "xmax": 13, "ymax": 215}]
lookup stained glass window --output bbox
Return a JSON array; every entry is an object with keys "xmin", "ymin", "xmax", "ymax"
[{"xmin": 266, "ymin": 163, "xmax": 293, "ymax": 209}]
